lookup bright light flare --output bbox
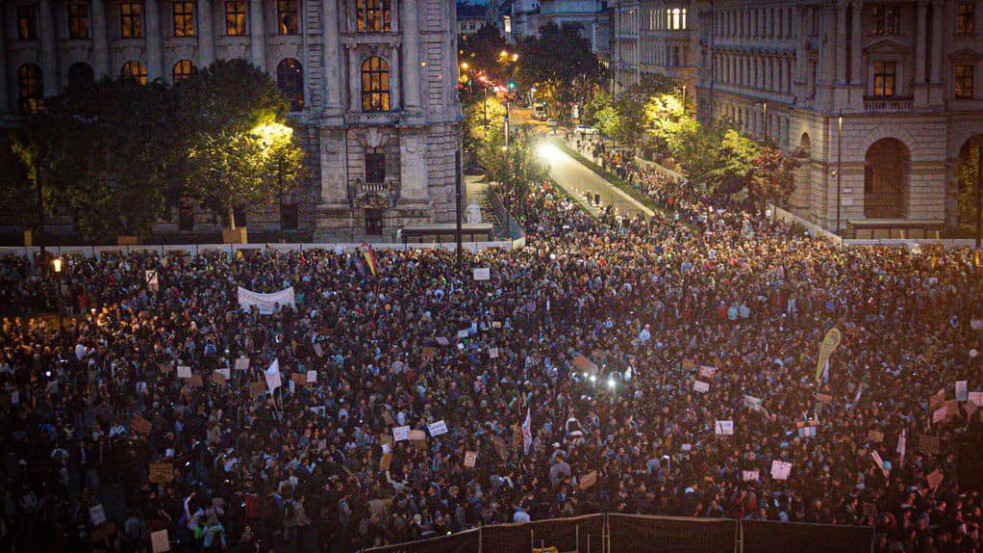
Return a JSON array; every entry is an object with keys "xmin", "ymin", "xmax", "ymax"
[{"xmin": 536, "ymin": 143, "xmax": 562, "ymax": 162}]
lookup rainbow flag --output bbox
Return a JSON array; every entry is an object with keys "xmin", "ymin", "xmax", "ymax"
[{"xmin": 359, "ymin": 243, "xmax": 378, "ymax": 277}]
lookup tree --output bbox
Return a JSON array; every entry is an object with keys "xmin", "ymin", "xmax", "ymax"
[
  {"xmin": 516, "ymin": 22, "xmax": 605, "ymax": 123},
  {"xmin": 459, "ymin": 23, "xmax": 509, "ymax": 83},
  {"xmin": 255, "ymin": 123, "xmax": 307, "ymax": 238},
  {"xmin": 177, "ymin": 59, "xmax": 291, "ymax": 230},
  {"xmin": 580, "ymin": 92, "xmax": 612, "ymax": 128},
  {"xmin": 750, "ymin": 147, "xmax": 798, "ymax": 207}
]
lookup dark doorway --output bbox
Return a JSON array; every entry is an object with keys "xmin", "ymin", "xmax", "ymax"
[
  {"xmin": 864, "ymin": 138, "xmax": 909, "ymax": 218},
  {"xmin": 365, "ymin": 209, "xmax": 383, "ymax": 236}
]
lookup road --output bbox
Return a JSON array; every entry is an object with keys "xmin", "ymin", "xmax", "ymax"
[{"xmin": 536, "ymin": 142, "xmax": 654, "ymax": 221}]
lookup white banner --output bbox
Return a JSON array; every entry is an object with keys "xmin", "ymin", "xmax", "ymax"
[
  {"xmin": 265, "ymin": 359, "xmax": 282, "ymax": 392},
  {"xmin": 237, "ymin": 286, "xmax": 296, "ymax": 315},
  {"xmin": 428, "ymin": 420, "xmax": 449, "ymax": 437},
  {"xmin": 715, "ymin": 420, "xmax": 734, "ymax": 435}
]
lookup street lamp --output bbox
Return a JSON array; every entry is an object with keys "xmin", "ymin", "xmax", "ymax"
[
  {"xmin": 52, "ymin": 257, "xmax": 65, "ymax": 336},
  {"xmin": 836, "ymin": 113, "xmax": 843, "ymax": 235}
]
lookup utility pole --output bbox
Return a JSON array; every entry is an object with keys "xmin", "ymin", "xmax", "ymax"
[
  {"xmin": 836, "ymin": 113, "xmax": 843, "ymax": 235},
  {"xmin": 456, "ymin": 150, "xmax": 463, "ymax": 273}
]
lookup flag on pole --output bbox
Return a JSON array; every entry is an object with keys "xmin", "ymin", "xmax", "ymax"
[
  {"xmin": 264, "ymin": 359, "xmax": 282, "ymax": 392},
  {"xmin": 521, "ymin": 408, "xmax": 532, "ymax": 455},
  {"xmin": 814, "ymin": 327, "xmax": 842, "ymax": 383},
  {"xmin": 359, "ymin": 243, "xmax": 378, "ymax": 277},
  {"xmin": 897, "ymin": 428, "xmax": 907, "ymax": 469}
]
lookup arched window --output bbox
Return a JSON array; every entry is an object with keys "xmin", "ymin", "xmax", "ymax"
[
  {"xmin": 67, "ymin": 62, "xmax": 95, "ymax": 91},
  {"xmin": 356, "ymin": 0, "xmax": 391, "ymax": 32},
  {"xmin": 276, "ymin": 59, "xmax": 304, "ymax": 111},
  {"xmin": 122, "ymin": 61, "xmax": 148, "ymax": 84},
  {"xmin": 172, "ymin": 59, "xmax": 197, "ymax": 84},
  {"xmin": 361, "ymin": 57, "xmax": 390, "ymax": 112},
  {"xmin": 18, "ymin": 64, "xmax": 43, "ymax": 115}
]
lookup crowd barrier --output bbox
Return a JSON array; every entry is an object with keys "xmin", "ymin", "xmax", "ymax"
[
  {"xmin": 361, "ymin": 514, "xmax": 873, "ymax": 553},
  {"xmin": 0, "ymin": 240, "xmax": 516, "ymax": 260}
]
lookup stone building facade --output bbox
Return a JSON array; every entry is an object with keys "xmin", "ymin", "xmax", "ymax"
[
  {"xmin": 612, "ymin": 0, "xmax": 697, "ymax": 96},
  {"xmin": 1, "ymin": 0, "xmax": 463, "ymax": 240},
  {"xmin": 696, "ymin": 0, "xmax": 983, "ymax": 232}
]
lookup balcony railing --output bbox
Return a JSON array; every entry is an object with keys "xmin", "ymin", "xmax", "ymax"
[{"xmin": 863, "ymin": 97, "xmax": 913, "ymax": 112}]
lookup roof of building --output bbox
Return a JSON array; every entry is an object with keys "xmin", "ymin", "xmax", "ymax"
[{"xmin": 457, "ymin": 2, "xmax": 488, "ymax": 19}]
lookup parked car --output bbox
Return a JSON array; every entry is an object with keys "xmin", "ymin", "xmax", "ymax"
[
  {"xmin": 576, "ymin": 125, "xmax": 599, "ymax": 135},
  {"xmin": 532, "ymin": 105, "xmax": 547, "ymax": 120}
]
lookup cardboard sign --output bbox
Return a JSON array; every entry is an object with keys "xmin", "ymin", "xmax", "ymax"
[
  {"xmin": 699, "ymin": 366, "xmax": 717, "ymax": 379},
  {"xmin": 955, "ymin": 381, "xmax": 968, "ymax": 402},
  {"xmin": 149, "ymin": 462, "xmax": 174, "ymax": 484},
  {"xmin": 816, "ymin": 393, "xmax": 833, "ymax": 404},
  {"xmin": 742, "ymin": 470, "xmax": 759, "ymax": 481},
  {"xmin": 714, "ymin": 420, "xmax": 734, "ymax": 435},
  {"xmin": 927, "ymin": 469, "xmax": 944, "ymax": 490},
  {"xmin": 234, "ymin": 357, "xmax": 250, "ymax": 371},
  {"xmin": 681, "ymin": 359, "xmax": 696, "ymax": 370},
  {"xmin": 693, "ymin": 380, "xmax": 710, "ymax": 393},
  {"xmin": 867, "ymin": 430, "xmax": 884, "ymax": 444},
  {"xmin": 188, "ymin": 375, "xmax": 203, "ymax": 388},
  {"xmin": 428, "ymin": 420, "xmax": 448, "ymax": 437},
  {"xmin": 579, "ymin": 470, "xmax": 598, "ymax": 490},
  {"xmin": 216, "ymin": 368, "xmax": 231, "ymax": 380},
  {"xmin": 306, "ymin": 370, "xmax": 317, "ymax": 384},
  {"xmin": 90, "ymin": 504, "xmax": 107, "ymax": 526},
  {"xmin": 131, "ymin": 415, "xmax": 153, "ymax": 436},
  {"xmin": 177, "ymin": 366, "xmax": 192, "ymax": 379},
  {"xmin": 291, "ymin": 373, "xmax": 307, "ymax": 386},
  {"xmin": 211, "ymin": 372, "xmax": 227, "ymax": 388},
  {"xmin": 489, "ymin": 434, "xmax": 508, "ymax": 460},
  {"xmin": 422, "ymin": 347, "xmax": 437, "ymax": 360},
  {"xmin": 151, "ymin": 529, "xmax": 170, "ymax": 553},
  {"xmin": 408, "ymin": 429, "xmax": 427, "ymax": 442},
  {"xmin": 970, "ymin": 391, "xmax": 983, "ymax": 407},
  {"xmin": 313, "ymin": 343, "xmax": 324, "ymax": 358},
  {"xmin": 489, "ymin": 347, "xmax": 500, "ymax": 359},
  {"xmin": 929, "ymin": 390, "xmax": 946, "ymax": 411},
  {"xmin": 457, "ymin": 329, "xmax": 469, "ymax": 339},
  {"xmin": 380, "ymin": 453, "xmax": 392, "ymax": 471},
  {"xmin": 744, "ymin": 395, "xmax": 763, "ymax": 411},
  {"xmin": 770, "ymin": 460, "xmax": 792, "ymax": 480},
  {"xmin": 249, "ymin": 381, "xmax": 267, "ymax": 398},
  {"xmin": 473, "ymin": 268, "xmax": 491, "ymax": 281},
  {"xmin": 492, "ymin": 321, "xmax": 502, "ymax": 329},
  {"xmin": 933, "ymin": 407, "xmax": 948, "ymax": 423},
  {"xmin": 392, "ymin": 426, "xmax": 410, "ymax": 442},
  {"xmin": 919, "ymin": 434, "xmax": 940, "ymax": 454},
  {"xmin": 464, "ymin": 450, "xmax": 478, "ymax": 468}
]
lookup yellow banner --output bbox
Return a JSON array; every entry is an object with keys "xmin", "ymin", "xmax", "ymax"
[{"xmin": 815, "ymin": 327, "xmax": 842, "ymax": 383}]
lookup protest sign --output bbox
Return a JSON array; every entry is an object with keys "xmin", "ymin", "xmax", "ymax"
[
  {"xmin": 313, "ymin": 343, "xmax": 324, "ymax": 358},
  {"xmin": 681, "ymin": 359, "xmax": 696, "ymax": 370},
  {"xmin": 249, "ymin": 381, "xmax": 267, "ymax": 398},
  {"xmin": 693, "ymin": 380, "xmax": 710, "ymax": 393},
  {"xmin": 956, "ymin": 381, "xmax": 968, "ymax": 402},
  {"xmin": 392, "ymin": 426, "xmax": 410, "ymax": 442},
  {"xmin": 699, "ymin": 366, "xmax": 717, "ymax": 379},
  {"xmin": 473, "ymin": 268, "xmax": 491, "ymax": 281},
  {"xmin": 489, "ymin": 434, "xmax": 507, "ymax": 460},
  {"xmin": 151, "ymin": 529, "xmax": 170, "ymax": 553},
  {"xmin": 436, "ymin": 337, "xmax": 450, "ymax": 346},
  {"xmin": 945, "ymin": 399, "xmax": 960, "ymax": 417},
  {"xmin": 871, "ymin": 450, "xmax": 888, "ymax": 475},
  {"xmin": 428, "ymin": 420, "xmax": 449, "ymax": 437},
  {"xmin": 422, "ymin": 346, "xmax": 437, "ymax": 359},
  {"xmin": 489, "ymin": 347, "xmax": 500, "ymax": 359},
  {"xmin": 932, "ymin": 407, "xmax": 947, "ymax": 423},
  {"xmin": 867, "ymin": 430, "xmax": 884, "ymax": 444},
  {"xmin": 264, "ymin": 360, "xmax": 282, "ymax": 392},
  {"xmin": 409, "ymin": 430, "xmax": 428, "ymax": 449},
  {"xmin": 177, "ymin": 366, "xmax": 192, "ymax": 379},
  {"xmin": 149, "ymin": 462, "xmax": 174, "ymax": 484},
  {"xmin": 145, "ymin": 270, "xmax": 159, "ymax": 292},
  {"xmin": 927, "ymin": 469, "xmax": 944, "ymax": 490},
  {"xmin": 742, "ymin": 470, "xmax": 759, "ymax": 482},
  {"xmin": 211, "ymin": 372, "xmax": 227, "ymax": 388},
  {"xmin": 457, "ymin": 329, "xmax": 469, "ymax": 339},
  {"xmin": 771, "ymin": 460, "xmax": 792, "ymax": 480},
  {"xmin": 919, "ymin": 434, "xmax": 940, "ymax": 454},
  {"xmin": 744, "ymin": 395, "xmax": 763, "ymax": 411},
  {"xmin": 464, "ymin": 451, "xmax": 477, "ymax": 468},
  {"xmin": 131, "ymin": 415, "xmax": 152, "ymax": 436},
  {"xmin": 579, "ymin": 470, "xmax": 598, "ymax": 490},
  {"xmin": 234, "ymin": 357, "xmax": 250, "ymax": 371},
  {"xmin": 970, "ymin": 391, "xmax": 983, "ymax": 406},
  {"xmin": 306, "ymin": 370, "xmax": 317, "ymax": 384},
  {"xmin": 714, "ymin": 420, "xmax": 734, "ymax": 436},
  {"xmin": 90, "ymin": 504, "xmax": 107, "ymax": 526},
  {"xmin": 237, "ymin": 286, "xmax": 295, "ymax": 314},
  {"xmin": 188, "ymin": 375, "xmax": 203, "ymax": 388},
  {"xmin": 814, "ymin": 327, "xmax": 842, "ymax": 382},
  {"xmin": 816, "ymin": 393, "xmax": 833, "ymax": 404},
  {"xmin": 971, "ymin": 319, "xmax": 983, "ymax": 330},
  {"xmin": 380, "ymin": 453, "xmax": 392, "ymax": 471},
  {"xmin": 929, "ymin": 390, "xmax": 946, "ymax": 411},
  {"xmin": 573, "ymin": 354, "xmax": 598, "ymax": 374},
  {"xmin": 291, "ymin": 373, "xmax": 307, "ymax": 386},
  {"xmin": 216, "ymin": 368, "xmax": 231, "ymax": 380}
]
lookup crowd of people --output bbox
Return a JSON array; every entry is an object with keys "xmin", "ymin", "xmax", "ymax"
[{"xmin": 1, "ymin": 136, "xmax": 982, "ymax": 553}]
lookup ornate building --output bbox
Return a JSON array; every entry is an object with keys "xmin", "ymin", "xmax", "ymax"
[
  {"xmin": 612, "ymin": 0, "xmax": 697, "ymax": 95},
  {"xmin": 1, "ymin": 0, "xmax": 463, "ymax": 240}
]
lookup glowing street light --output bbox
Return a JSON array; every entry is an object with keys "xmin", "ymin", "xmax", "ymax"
[
  {"xmin": 607, "ymin": 378, "xmax": 616, "ymax": 390},
  {"xmin": 460, "ymin": 62, "xmax": 470, "ymax": 71}
]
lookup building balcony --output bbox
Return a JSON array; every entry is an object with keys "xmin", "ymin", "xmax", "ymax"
[
  {"xmin": 353, "ymin": 178, "xmax": 397, "ymax": 209},
  {"xmin": 863, "ymin": 97, "xmax": 912, "ymax": 112}
]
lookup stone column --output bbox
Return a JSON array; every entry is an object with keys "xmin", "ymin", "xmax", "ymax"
[
  {"xmin": 92, "ymin": 0, "xmax": 110, "ymax": 78},
  {"xmin": 39, "ymin": 0, "xmax": 58, "ymax": 96},
  {"xmin": 915, "ymin": 2, "xmax": 927, "ymax": 83},
  {"xmin": 930, "ymin": 0, "xmax": 943, "ymax": 83},
  {"xmin": 198, "ymin": 0, "xmax": 215, "ymax": 67},
  {"xmin": 835, "ymin": 3, "xmax": 847, "ymax": 84},
  {"xmin": 850, "ymin": 1, "xmax": 862, "ymax": 84},
  {"xmin": 146, "ymin": 0, "xmax": 163, "ymax": 81},
  {"xmin": 322, "ymin": 0, "xmax": 342, "ymax": 113},
  {"xmin": 402, "ymin": 0, "xmax": 422, "ymax": 110},
  {"xmin": 399, "ymin": 131, "xmax": 429, "ymax": 204},
  {"xmin": 250, "ymin": 0, "xmax": 266, "ymax": 70},
  {"xmin": 0, "ymin": 11, "xmax": 8, "ymax": 114}
]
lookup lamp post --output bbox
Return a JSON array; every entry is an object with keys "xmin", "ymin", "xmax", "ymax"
[
  {"xmin": 52, "ymin": 257, "xmax": 64, "ymax": 337},
  {"xmin": 836, "ymin": 113, "xmax": 843, "ymax": 235}
]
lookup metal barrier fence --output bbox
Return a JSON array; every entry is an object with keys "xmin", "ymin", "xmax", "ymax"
[{"xmin": 362, "ymin": 514, "xmax": 873, "ymax": 553}]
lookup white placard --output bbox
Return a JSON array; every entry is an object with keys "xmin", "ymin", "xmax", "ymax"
[
  {"xmin": 932, "ymin": 407, "xmax": 947, "ymax": 423},
  {"xmin": 237, "ymin": 286, "xmax": 296, "ymax": 315},
  {"xmin": 306, "ymin": 370, "xmax": 317, "ymax": 384},
  {"xmin": 382, "ymin": 443, "xmax": 392, "ymax": 454},
  {"xmin": 457, "ymin": 329, "xmax": 469, "ymax": 339},
  {"xmin": 489, "ymin": 347, "xmax": 499, "ymax": 359},
  {"xmin": 428, "ymin": 420, "xmax": 449, "ymax": 437},
  {"xmin": 145, "ymin": 270, "xmax": 159, "ymax": 292},
  {"xmin": 90, "ymin": 504, "xmax": 107, "ymax": 526},
  {"xmin": 464, "ymin": 450, "xmax": 478, "ymax": 468},
  {"xmin": 693, "ymin": 380, "xmax": 710, "ymax": 393},
  {"xmin": 970, "ymin": 391, "xmax": 983, "ymax": 406},
  {"xmin": 742, "ymin": 470, "xmax": 759, "ymax": 481},
  {"xmin": 151, "ymin": 529, "xmax": 170, "ymax": 553},
  {"xmin": 956, "ymin": 381, "xmax": 968, "ymax": 402},
  {"xmin": 699, "ymin": 366, "xmax": 716, "ymax": 378},
  {"xmin": 392, "ymin": 425, "xmax": 410, "ymax": 442},
  {"xmin": 971, "ymin": 319, "xmax": 983, "ymax": 330},
  {"xmin": 234, "ymin": 357, "xmax": 250, "ymax": 371},
  {"xmin": 681, "ymin": 443, "xmax": 692, "ymax": 451},
  {"xmin": 216, "ymin": 368, "xmax": 231, "ymax": 380},
  {"xmin": 744, "ymin": 395, "xmax": 763, "ymax": 411},
  {"xmin": 473, "ymin": 268, "xmax": 491, "ymax": 281},
  {"xmin": 770, "ymin": 460, "xmax": 792, "ymax": 480},
  {"xmin": 177, "ymin": 366, "xmax": 192, "ymax": 379},
  {"xmin": 715, "ymin": 420, "xmax": 734, "ymax": 435}
]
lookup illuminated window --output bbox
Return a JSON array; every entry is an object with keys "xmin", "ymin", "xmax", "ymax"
[
  {"xmin": 225, "ymin": 1, "xmax": 246, "ymax": 36},
  {"xmin": 120, "ymin": 1, "xmax": 144, "ymax": 38},
  {"xmin": 955, "ymin": 64, "xmax": 975, "ymax": 99},
  {"xmin": 17, "ymin": 6, "xmax": 38, "ymax": 40},
  {"xmin": 68, "ymin": 3, "xmax": 90, "ymax": 39},
  {"xmin": 122, "ymin": 61, "xmax": 148, "ymax": 85},
  {"xmin": 173, "ymin": 60, "xmax": 198, "ymax": 84},
  {"xmin": 277, "ymin": 59, "xmax": 304, "ymax": 111},
  {"xmin": 361, "ymin": 57, "xmax": 390, "ymax": 111},
  {"xmin": 173, "ymin": 1, "xmax": 195, "ymax": 36},
  {"xmin": 277, "ymin": 0, "xmax": 299, "ymax": 34},
  {"xmin": 873, "ymin": 61, "xmax": 896, "ymax": 98},
  {"xmin": 18, "ymin": 64, "xmax": 43, "ymax": 115},
  {"xmin": 871, "ymin": 5, "xmax": 899, "ymax": 35},
  {"xmin": 957, "ymin": 3, "xmax": 975, "ymax": 34},
  {"xmin": 356, "ymin": 0, "xmax": 391, "ymax": 32}
]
